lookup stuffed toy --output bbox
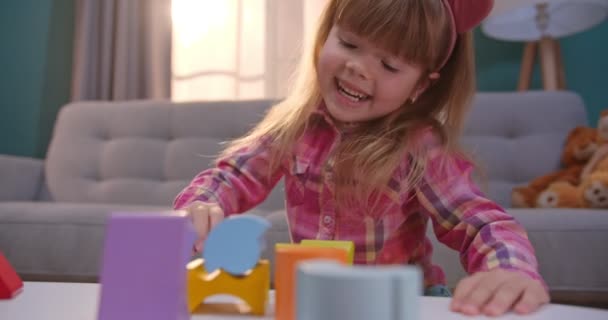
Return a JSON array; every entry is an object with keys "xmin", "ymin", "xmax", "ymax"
[
  {"xmin": 579, "ymin": 171, "xmax": 608, "ymax": 208},
  {"xmin": 512, "ymin": 126, "xmax": 598, "ymax": 208},
  {"xmin": 576, "ymin": 110, "xmax": 608, "ymax": 208},
  {"xmin": 582, "ymin": 110, "xmax": 608, "ymax": 179},
  {"xmin": 536, "ymin": 181, "xmax": 583, "ymax": 208}
]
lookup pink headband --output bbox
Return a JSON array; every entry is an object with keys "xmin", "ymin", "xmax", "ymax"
[{"xmin": 434, "ymin": 0, "xmax": 494, "ymax": 75}]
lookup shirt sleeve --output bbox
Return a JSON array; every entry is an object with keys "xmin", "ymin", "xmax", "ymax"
[
  {"xmin": 173, "ymin": 137, "xmax": 284, "ymax": 215},
  {"xmin": 414, "ymin": 143, "xmax": 546, "ymax": 286}
]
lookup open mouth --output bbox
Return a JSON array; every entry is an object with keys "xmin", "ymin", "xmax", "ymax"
[{"xmin": 336, "ymin": 79, "xmax": 371, "ymax": 103}]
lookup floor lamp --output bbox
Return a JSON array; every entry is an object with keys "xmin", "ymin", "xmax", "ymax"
[{"xmin": 481, "ymin": 0, "xmax": 608, "ymax": 91}]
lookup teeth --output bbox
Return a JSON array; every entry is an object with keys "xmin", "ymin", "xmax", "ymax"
[
  {"xmin": 339, "ymin": 87, "xmax": 362, "ymax": 102},
  {"xmin": 338, "ymin": 81, "xmax": 368, "ymax": 101},
  {"xmin": 342, "ymin": 86, "xmax": 365, "ymax": 99}
]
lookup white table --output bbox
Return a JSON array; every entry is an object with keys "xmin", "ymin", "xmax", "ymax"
[{"xmin": 1, "ymin": 282, "xmax": 607, "ymax": 319}]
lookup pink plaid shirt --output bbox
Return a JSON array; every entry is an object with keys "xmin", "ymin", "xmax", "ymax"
[{"xmin": 174, "ymin": 106, "xmax": 543, "ymax": 288}]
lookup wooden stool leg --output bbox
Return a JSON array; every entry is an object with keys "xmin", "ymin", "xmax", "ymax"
[
  {"xmin": 540, "ymin": 37, "xmax": 559, "ymax": 90},
  {"xmin": 555, "ymin": 40, "xmax": 567, "ymax": 90},
  {"xmin": 518, "ymin": 42, "xmax": 537, "ymax": 91}
]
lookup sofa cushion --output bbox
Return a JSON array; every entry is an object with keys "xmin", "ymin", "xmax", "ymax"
[
  {"xmin": 44, "ymin": 100, "xmax": 283, "ymax": 210},
  {"xmin": 0, "ymin": 155, "xmax": 44, "ymax": 201},
  {"xmin": 0, "ymin": 202, "xmax": 288, "ymax": 281},
  {"xmin": 462, "ymin": 91, "xmax": 587, "ymax": 207},
  {"xmin": 0, "ymin": 202, "xmax": 170, "ymax": 279}
]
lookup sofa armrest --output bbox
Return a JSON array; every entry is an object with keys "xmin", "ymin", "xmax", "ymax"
[{"xmin": 0, "ymin": 155, "xmax": 44, "ymax": 201}]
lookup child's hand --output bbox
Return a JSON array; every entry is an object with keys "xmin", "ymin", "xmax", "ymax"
[
  {"xmin": 184, "ymin": 201, "xmax": 224, "ymax": 252},
  {"xmin": 450, "ymin": 269, "xmax": 549, "ymax": 317}
]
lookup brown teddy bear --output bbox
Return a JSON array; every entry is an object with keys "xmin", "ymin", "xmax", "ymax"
[
  {"xmin": 579, "ymin": 171, "xmax": 608, "ymax": 208},
  {"xmin": 512, "ymin": 126, "xmax": 598, "ymax": 208},
  {"xmin": 536, "ymin": 181, "xmax": 583, "ymax": 208},
  {"xmin": 577, "ymin": 110, "xmax": 608, "ymax": 208},
  {"xmin": 582, "ymin": 110, "xmax": 608, "ymax": 179}
]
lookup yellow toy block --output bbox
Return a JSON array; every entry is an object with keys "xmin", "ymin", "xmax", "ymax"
[
  {"xmin": 275, "ymin": 243, "xmax": 299, "ymax": 249},
  {"xmin": 186, "ymin": 258, "xmax": 270, "ymax": 315},
  {"xmin": 300, "ymin": 240, "xmax": 354, "ymax": 265}
]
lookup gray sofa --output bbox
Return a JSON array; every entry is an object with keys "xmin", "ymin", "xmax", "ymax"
[{"xmin": 1, "ymin": 91, "xmax": 607, "ymax": 306}]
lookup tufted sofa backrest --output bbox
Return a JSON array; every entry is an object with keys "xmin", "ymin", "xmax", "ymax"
[
  {"xmin": 46, "ymin": 91, "xmax": 587, "ymax": 209},
  {"xmin": 462, "ymin": 91, "xmax": 587, "ymax": 207},
  {"xmin": 45, "ymin": 99, "xmax": 284, "ymax": 208}
]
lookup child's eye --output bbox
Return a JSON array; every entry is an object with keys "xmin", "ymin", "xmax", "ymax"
[
  {"xmin": 382, "ymin": 61, "xmax": 399, "ymax": 73},
  {"xmin": 338, "ymin": 38, "xmax": 357, "ymax": 49}
]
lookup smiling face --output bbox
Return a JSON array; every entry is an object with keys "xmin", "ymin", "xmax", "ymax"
[{"xmin": 316, "ymin": 25, "xmax": 426, "ymax": 124}]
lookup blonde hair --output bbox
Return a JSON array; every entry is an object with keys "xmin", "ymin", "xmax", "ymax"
[{"xmin": 223, "ymin": 0, "xmax": 476, "ymax": 208}]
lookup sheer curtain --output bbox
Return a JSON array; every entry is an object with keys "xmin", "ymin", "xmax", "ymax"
[{"xmin": 171, "ymin": 0, "xmax": 326, "ymax": 101}]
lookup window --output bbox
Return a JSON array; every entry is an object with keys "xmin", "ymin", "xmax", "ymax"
[{"xmin": 171, "ymin": 0, "xmax": 326, "ymax": 102}]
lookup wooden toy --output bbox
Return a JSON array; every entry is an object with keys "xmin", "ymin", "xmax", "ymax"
[
  {"xmin": 300, "ymin": 239, "xmax": 355, "ymax": 264},
  {"xmin": 97, "ymin": 211, "xmax": 196, "ymax": 320},
  {"xmin": 0, "ymin": 252, "xmax": 23, "ymax": 299},
  {"xmin": 203, "ymin": 214, "xmax": 270, "ymax": 275},
  {"xmin": 274, "ymin": 245, "xmax": 349, "ymax": 320},
  {"xmin": 296, "ymin": 261, "xmax": 422, "ymax": 320},
  {"xmin": 186, "ymin": 258, "xmax": 270, "ymax": 315},
  {"xmin": 188, "ymin": 214, "xmax": 271, "ymax": 315}
]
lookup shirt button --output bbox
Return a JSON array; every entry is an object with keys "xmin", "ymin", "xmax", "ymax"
[{"xmin": 323, "ymin": 216, "xmax": 333, "ymax": 225}]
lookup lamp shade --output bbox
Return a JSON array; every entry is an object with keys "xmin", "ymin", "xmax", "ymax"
[{"xmin": 482, "ymin": 0, "xmax": 608, "ymax": 41}]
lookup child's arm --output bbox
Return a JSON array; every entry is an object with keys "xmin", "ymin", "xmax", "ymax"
[
  {"xmin": 415, "ymin": 144, "xmax": 549, "ymax": 315},
  {"xmin": 173, "ymin": 137, "xmax": 284, "ymax": 215},
  {"xmin": 415, "ymin": 147, "xmax": 544, "ymax": 283}
]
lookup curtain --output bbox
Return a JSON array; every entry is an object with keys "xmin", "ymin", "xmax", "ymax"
[
  {"xmin": 171, "ymin": 0, "xmax": 327, "ymax": 101},
  {"xmin": 71, "ymin": 0, "xmax": 172, "ymax": 101}
]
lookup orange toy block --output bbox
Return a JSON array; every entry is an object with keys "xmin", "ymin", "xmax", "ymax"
[
  {"xmin": 186, "ymin": 258, "xmax": 270, "ymax": 315},
  {"xmin": 0, "ymin": 252, "xmax": 23, "ymax": 299},
  {"xmin": 274, "ymin": 245, "xmax": 349, "ymax": 320},
  {"xmin": 300, "ymin": 239, "xmax": 355, "ymax": 265}
]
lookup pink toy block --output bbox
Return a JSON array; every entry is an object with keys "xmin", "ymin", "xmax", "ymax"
[
  {"xmin": 97, "ymin": 211, "xmax": 196, "ymax": 320},
  {"xmin": 0, "ymin": 252, "xmax": 23, "ymax": 299}
]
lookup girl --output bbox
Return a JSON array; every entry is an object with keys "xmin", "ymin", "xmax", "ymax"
[{"xmin": 174, "ymin": 0, "xmax": 550, "ymax": 316}]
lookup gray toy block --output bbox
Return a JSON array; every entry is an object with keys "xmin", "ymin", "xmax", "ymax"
[{"xmin": 296, "ymin": 260, "xmax": 422, "ymax": 320}]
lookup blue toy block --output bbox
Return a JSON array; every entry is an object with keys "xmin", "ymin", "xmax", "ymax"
[
  {"xmin": 97, "ymin": 211, "xmax": 196, "ymax": 320},
  {"xmin": 296, "ymin": 260, "xmax": 422, "ymax": 320},
  {"xmin": 203, "ymin": 214, "xmax": 270, "ymax": 276}
]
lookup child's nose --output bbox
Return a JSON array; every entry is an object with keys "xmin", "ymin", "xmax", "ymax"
[{"xmin": 345, "ymin": 59, "xmax": 371, "ymax": 80}]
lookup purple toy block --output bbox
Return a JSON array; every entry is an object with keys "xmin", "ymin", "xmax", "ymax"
[{"xmin": 97, "ymin": 211, "xmax": 196, "ymax": 320}]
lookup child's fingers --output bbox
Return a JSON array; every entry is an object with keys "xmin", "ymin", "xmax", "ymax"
[
  {"xmin": 513, "ymin": 283, "xmax": 550, "ymax": 315},
  {"xmin": 453, "ymin": 270, "xmax": 550, "ymax": 316},
  {"xmin": 482, "ymin": 281, "xmax": 527, "ymax": 316},
  {"xmin": 186, "ymin": 202, "xmax": 224, "ymax": 254},
  {"xmin": 461, "ymin": 272, "xmax": 512, "ymax": 315},
  {"xmin": 192, "ymin": 238, "xmax": 205, "ymax": 254},
  {"xmin": 450, "ymin": 272, "xmax": 484, "ymax": 311},
  {"xmin": 188, "ymin": 202, "xmax": 211, "ymax": 237},
  {"xmin": 208, "ymin": 206, "xmax": 225, "ymax": 230}
]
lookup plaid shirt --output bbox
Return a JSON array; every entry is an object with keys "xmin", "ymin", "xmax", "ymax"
[{"xmin": 174, "ymin": 107, "xmax": 544, "ymax": 288}]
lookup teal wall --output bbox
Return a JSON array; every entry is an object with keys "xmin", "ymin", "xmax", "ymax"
[
  {"xmin": 475, "ymin": 20, "xmax": 608, "ymax": 125},
  {"xmin": 0, "ymin": 0, "xmax": 74, "ymax": 158}
]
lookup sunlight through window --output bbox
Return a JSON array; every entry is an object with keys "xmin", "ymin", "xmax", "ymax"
[
  {"xmin": 171, "ymin": 0, "xmax": 266, "ymax": 102},
  {"xmin": 171, "ymin": 1, "xmax": 325, "ymax": 102}
]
